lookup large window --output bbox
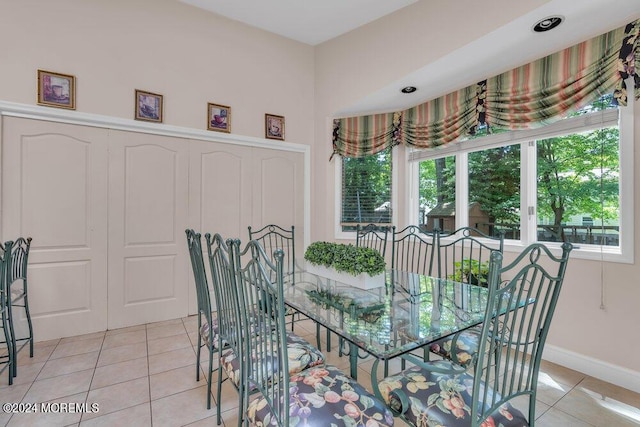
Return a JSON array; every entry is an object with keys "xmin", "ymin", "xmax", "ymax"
[
  {"xmin": 337, "ymin": 97, "xmax": 632, "ymax": 261},
  {"xmin": 413, "ymin": 97, "xmax": 631, "ymax": 260}
]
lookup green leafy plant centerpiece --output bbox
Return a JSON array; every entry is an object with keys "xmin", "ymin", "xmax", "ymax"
[
  {"xmin": 304, "ymin": 241, "xmax": 386, "ymax": 277},
  {"xmin": 304, "ymin": 241, "xmax": 387, "ymax": 290}
]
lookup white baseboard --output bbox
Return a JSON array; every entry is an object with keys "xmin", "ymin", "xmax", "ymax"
[{"xmin": 544, "ymin": 344, "xmax": 640, "ymax": 394}]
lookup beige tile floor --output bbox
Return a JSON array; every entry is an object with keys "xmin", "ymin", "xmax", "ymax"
[{"xmin": 0, "ymin": 316, "xmax": 639, "ymax": 426}]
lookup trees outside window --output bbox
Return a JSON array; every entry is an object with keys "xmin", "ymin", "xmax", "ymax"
[
  {"xmin": 340, "ymin": 150, "xmax": 392, "ymax": 231},
  {"xmin": 417, "ymin": 98, "xmax": 621, "ymax": 248},
  {"xmin": 536, "ymin": 126, "xmax": 619, "ymax": 245}
]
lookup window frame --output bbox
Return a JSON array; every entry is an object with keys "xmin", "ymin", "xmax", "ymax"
[{"xmin": 408, "ymin": 105, "xmax": 634, "ymax": 263}]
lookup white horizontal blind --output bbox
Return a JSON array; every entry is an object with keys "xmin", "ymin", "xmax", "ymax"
[{"xmin": 340, "ymin": 151, "xmax": 392, "ymax": 228}]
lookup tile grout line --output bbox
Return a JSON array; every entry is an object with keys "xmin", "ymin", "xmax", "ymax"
[
  {"xmin": 545, "ymin": 377, "xmax": 598, "ymax": 427},
  {"xmin": 79, "ymin": 332, "xmax": 106, "ymax": 425},
  {"xmin": 6, "ymin": 340, "xmax": 58, "ymax": 426},
  {"xmin": 146, "ymin": 324, "xmax": 153, "ymax": 427}
]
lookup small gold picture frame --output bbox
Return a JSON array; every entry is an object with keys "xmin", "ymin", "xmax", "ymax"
[
  {"xmin": 37, "ymin": 70, "xmax": 76, "ymax": 110},
  {"xmin": 207, "ymin": 103, "xmax": 231, "ymax": 133},
  {"xmin": 135, "ymin": 89, "xmax": 163, "ymax": 123},
  {"xmin": 265, "ymin": 113, "xmax": 285, "ymax": 141}
]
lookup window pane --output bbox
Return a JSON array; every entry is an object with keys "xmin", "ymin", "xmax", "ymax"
[
  {"xmin": 341, "ymin": 151, "xmax": 392, "ymax": 232},
  {"xmin": 536, "ymin": 127, "xmax": 620, "ymax": 247},
  {"xmin": 419, "ymin": 156, "xmax": 455, "ymax": 231},
  {"xmin": 468, "ymin": 145, "xmax": 521, "ymax": 238}
]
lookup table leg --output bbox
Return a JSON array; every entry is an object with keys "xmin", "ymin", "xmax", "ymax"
[{"xmin": 349, "ymin": 342, "xmax": 358, "ymax": 379}]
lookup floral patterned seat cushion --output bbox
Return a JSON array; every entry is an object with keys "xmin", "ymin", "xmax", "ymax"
[
  {"xmin": 429, "ymin": 326, "xmax": 482, "ymax": 367},
  {"xmin": 198, "ymin": 316, "xmax": 220, "ymax": 348},
  {"xmin": 199, "ymin": 311, "xmax": 266, "ymax": 349},
  {"xmin": 377, "ymin": 361, "xmax": 528, "ymax": 427},
  {"xmin": 220, "ymin": 331, "xmax": 326, "ymax": 387},
  {"xmin": 247, "ymin": 364, "xmax": 395, "ymax": 427}
]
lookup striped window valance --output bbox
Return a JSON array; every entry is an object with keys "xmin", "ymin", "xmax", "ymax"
[
  {"xmin": 332, "ymin": 19, "xmax": 639, "ymax": 158},
  {"xmin": 331, "ymin": 112, "xmax": 401, "ymax": 160}
]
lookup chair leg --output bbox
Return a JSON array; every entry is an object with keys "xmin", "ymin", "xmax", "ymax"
[
  {"xmin": 6, "ymin": 299, "xmax": 17, "ymax": 379},
  {"xmin": 1, "ymin": 312, "xmax": 13, "ymax": 386},
  {"xmin": 315, "ymin": 323, "xmax": 322, "ymax": 351},
  {"xmin": 216, "ymin": 353, "xmax": 223, "ymax": 424},
  {"xmin": 24, "ymin": 295, "xmax": 34, "ymax": 358},
  {"xmin": 207, "ymin": 347, "xmax": 214, "ymax": 411},
  {"xmin": 237, "ymin": 380, "xmax": 246, "ymax": 427},
  {"xmin": 196, "ymin": 334, "xmax": 202, "ymax": 382}
]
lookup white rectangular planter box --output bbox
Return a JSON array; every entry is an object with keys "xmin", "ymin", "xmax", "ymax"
[{"xmin": 305, "ymin": 263, "xmax": 385, "ymax": 290}]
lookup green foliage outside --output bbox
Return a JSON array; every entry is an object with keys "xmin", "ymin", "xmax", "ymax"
[
  {"xmin": 304, "ymin": 241, "xmax": 386, "ymax": 277},
  {"xmin": 342, "ymin": 150, "xmax": 392, "ymax": 224},
  {"xmin": 418, "ymin": 96, "xmax": 619, "ymax": 241},
  {"xmin": 536, "ymin": 126, "xmax": 619, "ymax": 240},
  {"xmin": 451, "ymin": 259, "xmax": 490, "ymax": 287}
]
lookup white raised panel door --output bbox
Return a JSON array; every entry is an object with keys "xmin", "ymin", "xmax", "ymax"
[
  {"xmin": 189, "ymin": 140, "xmax": 252, "ymax": 240},
  {"xmin": 1, "ymin": 117, "xmax": 109, "ymax": 340},
  {"xmin": 108, "ymin": 130, "xmax": 189, "ymax": 329},
  {"xmin": 187, "ymin": 140, "xmax": 252, "ymax": 314},
  {"xmin": 251, "ymin": 148, "xmax": 305, "ymax": 252}
]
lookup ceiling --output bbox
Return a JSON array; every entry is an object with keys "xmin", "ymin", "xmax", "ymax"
[
  {"xmin": 179, "ymin": 0, "xmax": 418, "ymax": 45},
  {"xmin": 180, "ymin": 0, "xmax": 640, "ymax": 116}
]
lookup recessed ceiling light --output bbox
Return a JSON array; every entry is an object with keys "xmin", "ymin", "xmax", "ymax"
[
  {"xmin": 401, "ymin": 86, "xmax": 417, "ymax": 94},
  {"xmin": 533, "ymin": 16, "xmax": 563, "ymax": 33}
]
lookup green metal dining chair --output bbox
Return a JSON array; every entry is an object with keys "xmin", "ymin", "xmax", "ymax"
[
  {"xmin": 247, "ymin": 224, "xmax": 296, "ymax": 281},
  {"xmin": 185, "ymin": 229, "xmax": 220, "ymax": 413},
  {"xmin": 0, "ymin": 241, "xmax": 14, "ymax": 385},
  {"xmin": 209, "ymin": 237, "xmax": 326, "ymax": 426},
  {"xmin": 4, "ymin": 237, "xmax": 34, "ymax": 379},
  {"xmin": 372, "ymin": 242, "xmax": 573, "ymax": 427},
  {"xmin": 356, "ymin": 223, "xmax": 390, "ymax": 258},
  {"xmin": 437, "ymin": 227, "xmax": 504, "ymax": 287},
  {"xmin": 228, "ymin": 239, "xmax": 395, "ymax": 427},
  {"xmin": 205, "ymin": 233, "xmax": 249, "ymax": 425},
  {"xmin": 428, "ymin": 227, "xmax": 504, "ymax": 366},
  {"xmin": 391, "ymin": 225, "xmax": 437, "ymax": 276},
  {"xmin": 248, "ymin": 224, "xmax": 304, "ymax": 334}
]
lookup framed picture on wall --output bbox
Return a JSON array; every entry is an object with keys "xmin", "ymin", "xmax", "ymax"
[
  {"xmin": 37, "ymin": 70, "xmax": 76, "ymax": 110},
  {"xmin": 207, "ymin": 102, "xmax": 231, "ymax": 133},
  {"xmin": 135, "ymin": 89, "xmax": 163, "ymax": 123},
  {"xmin": 265, "ymin": 113, "xmax": 285, "ymax": 140}
]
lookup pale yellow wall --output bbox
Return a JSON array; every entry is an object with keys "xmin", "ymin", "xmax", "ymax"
[{"xmin": 0, "ymin": 0, "xmax": 315, "ymax": 143}]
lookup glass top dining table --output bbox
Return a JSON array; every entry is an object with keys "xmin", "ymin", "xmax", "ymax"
[{"xmin": 282, "ymin": 268, "xmax": 490, "ymax": 379}]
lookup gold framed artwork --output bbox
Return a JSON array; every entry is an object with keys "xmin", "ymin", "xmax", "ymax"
[
  {"xmin": 207, "ymin": 102, "xmax": 231, "ymax": 133},
  {"xmin": 37, "ymin": 69, "xmax": 76, "ymax": 110},
  {"xmin": 265, "ymin": 113, "xmax": 285, "ymax": 140},
  {"xmin": 135, "ymin": 89, "xmax": 163, "ymax": 123}
]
